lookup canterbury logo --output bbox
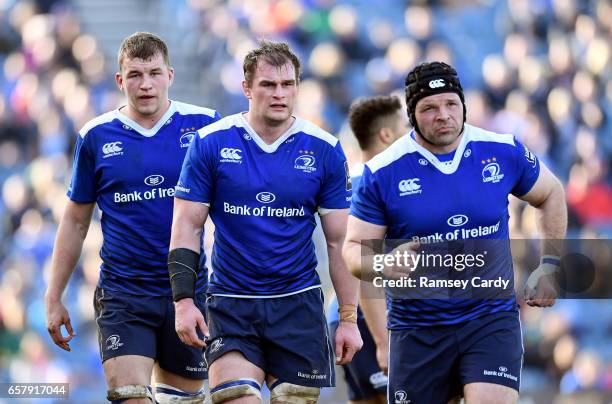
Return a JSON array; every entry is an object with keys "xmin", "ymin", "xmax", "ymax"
[
  {"xmin": 102, "ymin": 142, "xmax": 123, "ymax": 154},
  {"xmin": 398, "ymin": 178, "xmax": 421, "ymax": 192},
  {"xmin": 220, "ymin": 148, "xmax": 242, "ymax": 160},
  {"xmin": 429, "ymin": 79, "xmax": 445, "ymax": 88}
]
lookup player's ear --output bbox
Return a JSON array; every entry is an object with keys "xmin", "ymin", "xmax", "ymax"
[
  {"xmin": 379, "ymin": 127, "xmax": 394, "ymax": 146},
  {"xmin": 167, "ymin": 66, "xmax": 174, "ymax": 85},
  {"xmin": 242, "ymin": 80, "xmax": 252, "ymax": 99},
  {"xmin": 115, "ymin": 72, "xmax": 124, "ymax": 92}
]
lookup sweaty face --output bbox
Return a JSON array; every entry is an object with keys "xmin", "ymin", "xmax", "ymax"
[
  {"xmin": 116, "ymin": 52, "xmax": 173, "ymax": 121},
  {"xmin": 243, "ymin": 61, "xmax": 298, "ymax": 127},
  {"xmin": 414, "ymin": 92, "xmax": 464, "ymax": 152}
]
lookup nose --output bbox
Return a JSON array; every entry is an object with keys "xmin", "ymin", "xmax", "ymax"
[
  {"xmin": 140, "ymin": 74, "xmax": 154, "ymax": 90},
  {"xmin": 272, "ymin": 84, "xmax": 284, "ymax": 98},
  {"xmin": 437, "ymin": 105, "xmax": 450, "ymax": 120}
]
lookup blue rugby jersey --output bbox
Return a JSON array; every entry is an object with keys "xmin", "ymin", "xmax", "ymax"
[
  {"xmin": 68, "ymin": 101, "xmax": 220, "ymax": 296},
  {"xmin": 351, "ymin": 124, "xmax": 540, "ymax": 329},
  {"xmin": 175, "ymin": 113, "xmax": 351, "ymax": 297}
]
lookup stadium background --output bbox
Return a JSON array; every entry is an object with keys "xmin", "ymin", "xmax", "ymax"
[{"xmin": 0, "ymin": 0, "xmax": 610, "ymax": 402}]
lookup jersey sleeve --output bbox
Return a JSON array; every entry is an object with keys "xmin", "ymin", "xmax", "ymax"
[
  {"xmin": 510, "ymin": 137, "xmax": 541, "ymax": 197},
  {"xmin": 317, "ymin": 142, "xmax": 352, "ymax": 210},
  {"xmin": 175, "ymin": 133, "xmax": 216, "ymax": 203},
  {"xmin": 350, "ymin": 165, "xmax": 387, "ymax": 225},
  {"xmin": 67, "ymin": 133, "xmax": 97, "ymax": 203}
]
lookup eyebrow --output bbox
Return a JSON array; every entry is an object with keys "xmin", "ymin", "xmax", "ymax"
[
  {"xmin": 126, "ymin": 67, "xmax": 163, "ymax": 75},
  {"xmin": 420, "ymin": 98, "xmax": 458, "ymax": 107},
  {"xmin": 259, "ymin": 79, "xmax": 296, "ymax": 85}
]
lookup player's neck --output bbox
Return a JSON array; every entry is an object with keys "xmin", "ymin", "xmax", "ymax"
[
  {"xmin": 414, "ymin": 130, "xmax": 463, "ymax": 154},
  {"xmin": 122, "ymin": 100, "xmax": 171, "ymax": 129},
  {"xmin": 244, "ymin": 112, "xmax": 295, "ymax": 145},
  {"xmin": 361, "ymin": 148, "xmax": 381, "ymax": 163}
]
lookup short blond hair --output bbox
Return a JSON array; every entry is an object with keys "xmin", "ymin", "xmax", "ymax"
[
  {"xmin": 243, "ymin": 40, "xmax": 301, "ymax": 86},
  {"xmin": 117, "ymin": 32, "xmax": 170, "ymax": 71}
]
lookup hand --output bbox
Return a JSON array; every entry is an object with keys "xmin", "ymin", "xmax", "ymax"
[
  {"xmin": 375, "ymin": 341, "xmax": 388, "ymax": 375},
  {"xmin": 381, "ymin": 240, "xmax": 420, "ymax": 280},
  {"xmin": 45, "ymin": 298, "xmax": 76, "ymax": 351},
  {"xmin": 524, "ymin": 262, "xmax": 559, "ymax": 307},
  {"xmin": 334, "ymin": 321, "xmax": 363, "ymax": 365},
  {"xmin": 174, "ymin": 298, "xmax": 209, "ymax": 348}
]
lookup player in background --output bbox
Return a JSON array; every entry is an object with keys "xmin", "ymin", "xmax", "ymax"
[
  {"xmin": 343, "ymin": 62, "xmax": 567, "ymax": 404},
  {"xmin": 44, "ymin": 32, "xmax": 220, "ymax": 403},
  {"xmin": 168, "ymin": 40, "xmax": 362, "ymax": 404},
  {"xmin": 328, "ymin": 95, "xmax": 408, "ymax": 404}
]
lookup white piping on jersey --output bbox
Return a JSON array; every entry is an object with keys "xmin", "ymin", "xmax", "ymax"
[
  {"xmin": 197, "ymin": 113, "xmax": 338, "ymax": 153},
  {"xmin": 350, "ymin": 163, "xmax": 365, "ymax": 177},
  {"xmin": 113, "ymin": 101, "xmax": 178, "ymax": 137},
  {"xmin": 318, "ymin": 207, "xmax": 345, "ymax": 216},
  {"xmin": 300, "ymin": 119, "xmax": 339, "ymax": 147},
  {"xmin": 212, "ymin": 284, "xmax": 322, "ymax": 299},
  {"xmin": 78, "ymin": 110, "xmax": 117, "ymax": 138},
  {"xmin": 367, "ymin": 124, "xmax": 516, "ymax": 175},
  {"xmin": 366, "ymin": 135, "xmax": 417, "ymax": 174},
  {"xmin": 239, "ymin": 113, "xmax": 301, "ymax": 153},
  {"xmin": 172, "ymin": 101, "xmax": 217, "ymax": 118},
  {"xmin": 197, "ymin": 113, "xmax": 243, "ymax": 138},
  {"xmin": 79, "ymin": 100, "xmax": 217, "ymax": 139}
]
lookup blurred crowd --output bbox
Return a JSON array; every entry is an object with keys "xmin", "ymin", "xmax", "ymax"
[{"xmin": 0, "ymin": 0, "xmax": 610, "ymax": 402}]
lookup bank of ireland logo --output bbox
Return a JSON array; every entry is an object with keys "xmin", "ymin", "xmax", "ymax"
[
  {"xmin": 499, "ymin": 366, "xmax": 508, "ymax": 372},
  {"xmin": 256, "ymin": 191, "xmax": 276, "ymax": 203},
  {"xmin": 144, "ymin": 174, "xmax": 164, "ymax": 186},
  {"xmin": 429, "ymin": 78, "xmax": 445, "ymax": 88},
  {"xmin": 481, "ymin": 157, "xmax": 504, "ymax": 183},
  {"xmin": 398, "ymin": 178, "xmax": 422, "ymax": 196},
  {"xmin": 179, "ymin": 131, "xmax": 196, "ymax": 148},
  {"xmin": 105, "ymin": 334, "xmax": 123, "ymax": 350},
  {"xmin": 447, "ymin": 214, "xmax": 468, "ymax": 227},
  {"xmin": 220, "ymin": 148, "xmax": 242, "ymax": 163},
  {"xmin": 102, "ymin": 141, "xmax": 123, "ymax": 158},
  {"xmin": 394, "ymin": 390, "xmax": 410, "ymax": 404},
  {"xmin": 294, "ymin": 154, "xmax": 316, "ymax": 173}
]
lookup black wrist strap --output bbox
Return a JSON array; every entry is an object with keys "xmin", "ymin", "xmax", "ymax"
[{"xmin": 168, "ymin": 248, "xmax": 200, "ymax": 302}]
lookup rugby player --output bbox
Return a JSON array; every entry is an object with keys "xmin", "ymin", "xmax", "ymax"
[
  {"xmin": 343, "ymin": 61, "xmax": 567, "ymax": 404},
  {"xmin": 168, "ymin": 40, "xmax": 363, "ymax": 403},
  {"xmin": 45, "ymin": 32, "xmax": 219, "ymax": 403}
]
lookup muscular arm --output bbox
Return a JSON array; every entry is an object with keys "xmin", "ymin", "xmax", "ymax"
[
  {"xmin": 321, "ymin": 209, "xmax": 363, "ymax": 364},
  {"xmin": 321, "ymin": 209, "xmax": 359, "ymax": 308},
  {"xmin": 518, "ymin": 162, "xmax": 567, "ymax": 253},
  {"xmin": 45, "ymin": 200, "xmax": 95, "ymax": 350},
  {"xmin": 169, "ymin": 197, "xmax": 210, "ymax": 347},
  {"xmin": 170, "ymin": 198, "xmax": 209, "ymax": 252},
  {"xmin": 519, "ymin": 163, "xmax": 567, "ymax": 307},
  {"xmin": 342, "ymin": 215, "xmax": 387, "ymax": 282}
]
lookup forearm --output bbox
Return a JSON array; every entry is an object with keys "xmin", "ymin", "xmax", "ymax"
[
  {"xmin": 343, "ymin": 241, "xmax": 379, "ymax": 282},
  {"xmin": 329, "ymin": 244, "xmax": 360, "ymax": 307},
  {"xmin": 46, "ymin": 216, "xmax": 89, "ymax": 301},
  {"xmin": 359, "ymin": 295, "xmax": 388, "ymax": 346},
  {"xmin": 169, "ymin": 199, "xmax": 207, "ymax": 252},
  {"xmin": 535, "ymin": 181, "xmax": 567, "ymax": 256}
]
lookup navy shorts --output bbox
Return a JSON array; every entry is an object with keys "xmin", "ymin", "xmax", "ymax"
[
  {"xmin": 329, "ymin": 314, "xmax": 387, "ymax": 401},
  {"xmin": 94, "ymin": 287, "xmax": 208, "ymax": 380},
  {"xmin": 205, "ymin": 288, "xmax": 335, "ymax": 388},
  {"xmin": 388, "ymin": 310, "xmax": 522, "ymax": 404}
]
